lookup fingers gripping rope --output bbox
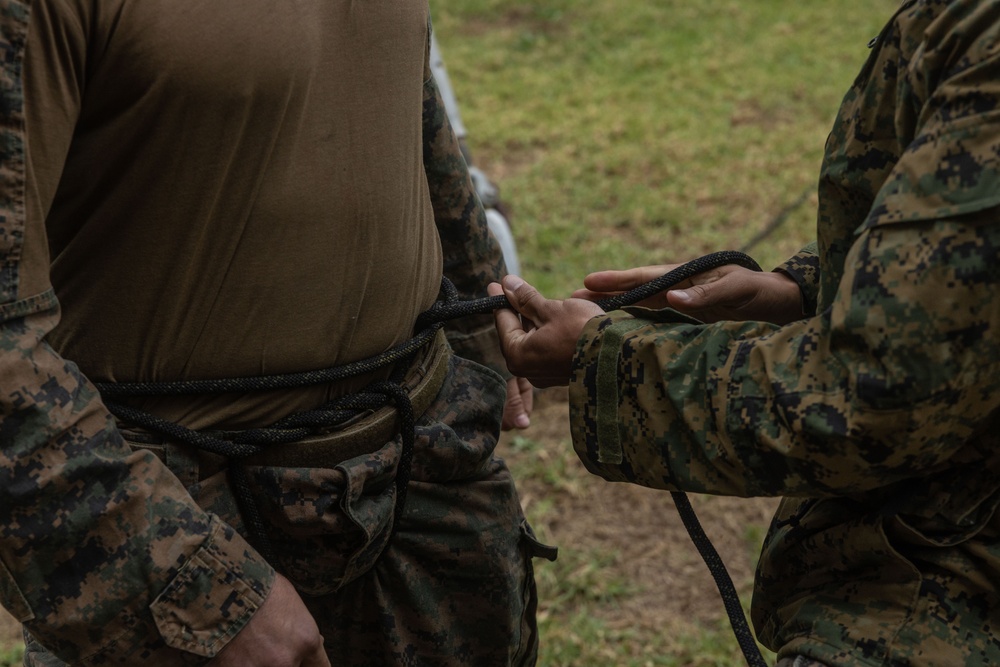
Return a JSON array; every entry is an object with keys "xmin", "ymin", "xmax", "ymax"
[{"xmin": 417, "ymin": 249, "xmax": 762, "ymax": 327}]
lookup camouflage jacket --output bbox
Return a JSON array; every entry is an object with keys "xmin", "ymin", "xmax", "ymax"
[
  {"xmin": 569, "ymin": 1, "xmax": 1000, "ymax": 665},
  {"xmin": 0, "ymin": 2, "xmax": 503, "ymax": 664}
]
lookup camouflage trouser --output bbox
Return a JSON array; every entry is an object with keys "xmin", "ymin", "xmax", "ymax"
[{"xmin": 25, "ymin": 337, "xmax": 547, "ymax": 666}]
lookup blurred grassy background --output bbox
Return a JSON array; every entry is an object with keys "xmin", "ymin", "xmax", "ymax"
[{"xmin": 430, "ymin": 0, "xmax": 898, "ymax": 296}]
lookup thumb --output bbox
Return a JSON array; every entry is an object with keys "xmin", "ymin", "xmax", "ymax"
[
  {"xmin": 667, "ymin": 282, "xmax": 716, "ymax": 310},
  {"xmin": 501, "ymin": 274, "xmax": 546, "ymax": 323}
]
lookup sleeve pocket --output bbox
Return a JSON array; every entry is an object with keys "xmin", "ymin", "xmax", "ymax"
[{"xmin": 149, "ymin": 521, "xmax": 267, "ymax": 658}]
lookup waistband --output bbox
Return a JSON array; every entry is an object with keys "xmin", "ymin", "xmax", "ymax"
[{"xmin": 120, "ymin": 329, "xmax": 452, "ymax": 474}]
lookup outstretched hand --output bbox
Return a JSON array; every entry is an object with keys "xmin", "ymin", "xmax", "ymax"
[
  {"xmin": 575, "ymin": 263, "xmax": 804, "ymax": 325},
  {"xmin": 489, "ymin": 276, "xmax": 604, "ymax": 388}
]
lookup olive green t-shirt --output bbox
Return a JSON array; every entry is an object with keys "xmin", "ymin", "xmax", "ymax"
[{"xmin": 25, "ymin": 0, "xmax": 443, "ymax": 428}]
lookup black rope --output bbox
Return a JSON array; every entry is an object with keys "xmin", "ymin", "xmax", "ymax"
[
  {"xmin": 672, "ymin": 492, "xmax": 768, "ymax": 667},
  {"xmin": 94, "ymin": 272, "xmax": 458, "ymax": 560},
  {"xmin": 95, "ymin": 250, "xmax": 768, "ymax": 666},
  {"xmin": 96, "ymin": 326, "xmax": 441, "ymax": 398},
  {"xmin": 484, "ymin": 248, "xmax": 767, "ymax": 667},
  {"xmin": 92, "ymin": 272, "xmax": 451, "ymax": 562},
  {"xmin": 369, "ymin": 381, "xmax": 417, "ymax": 523},
  {"xmin": 417, "ymin": 249, "xmax": 761, "ymax": 326}
]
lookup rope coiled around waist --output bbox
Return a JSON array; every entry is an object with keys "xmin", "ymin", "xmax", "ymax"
[{"xmin": 94, "ymin": 280, "xmax": 462, "ymax": 564}]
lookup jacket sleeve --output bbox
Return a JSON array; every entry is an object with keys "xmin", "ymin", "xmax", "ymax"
[
  {"xmin": 773, "ymin": 242, "xmax": 820, "ymax": 317},
  {"xmin": 0, "ymin": 5, "xmax": 274, "ymax": 664},
  {"xmin": 569, "ymin": 215, "xmax": 1000, "ymax": 498},
  {"xmin": 421, "ymin": 24, "xmax": 510, "ymax": 378},
  {"xmin": 568, "ymin": 7, "xmax": 1000, "ymax": 500}
]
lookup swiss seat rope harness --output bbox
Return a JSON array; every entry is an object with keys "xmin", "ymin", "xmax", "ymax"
[{"xmin": 95, "ymin": 250, "xmax": 768, "ymax": 667}]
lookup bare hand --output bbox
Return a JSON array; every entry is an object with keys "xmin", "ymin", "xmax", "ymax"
[
  {"xmin": 501, "ymin": 376, "xmax": 534, "ymax": 430},
  {"xmin": 489, "ymin": 276, "xmax": 604, "ymax": 388},
  {"xmin": 208, "ymin": 574, "xmax": 329, "ymax": 667},
  {"xmin": 575, "ymin": 263, "xmax": 804, "ymax": 325}
]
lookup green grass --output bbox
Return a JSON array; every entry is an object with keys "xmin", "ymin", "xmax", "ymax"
[
  {"xmin": 534, "ymin": 610, "xmax": 770, "ymax": 667},
  {"xmin": 431, "ymin": 0, "xmax": 899, "ymax": 296},
  {"xmin": 0, "ymin": 645, "xmax": 22, "ymax": 667}
]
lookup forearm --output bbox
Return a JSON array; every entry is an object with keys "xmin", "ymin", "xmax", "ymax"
[
  {"xmin": 569, "ymin": 217, "xmax": 999, "ymax": 498},
  {"xmin": 1, "ymin": 308, "xmax": 274, "ymax": 663}
]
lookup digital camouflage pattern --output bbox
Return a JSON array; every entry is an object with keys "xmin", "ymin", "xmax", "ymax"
[
  {"xmin": 28, "ymin": 353, "xmax": 541, "ymax": 667},
  {"xmin": 422, "ymin": 60, "xmax": 513, "ymax": 379},
  {"xmin": 2, "ymin": 0, "xmax": 537, "ymax": 665},
  {"xmin": 568, "ymin": 1, "xmax": 1000, "ymax": 665},
  {"xmin": 777, "ymin": 659, "xmax": 829, "ymax": 667},
  {"xmin": 1, "ymin": 0, "xmax": 276, "ymax": 663},
  {"xmin": 298, "ymin": 354, "xmax": 540, "ymax": 666}
]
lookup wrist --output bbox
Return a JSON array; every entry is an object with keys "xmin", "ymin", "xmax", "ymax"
[{"xmin": 767, "ymin": 270, "xmax": 807, "ymax": 324}]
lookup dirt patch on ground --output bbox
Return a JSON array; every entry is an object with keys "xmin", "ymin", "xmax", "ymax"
[{"xmin": 459, "ymin": 6, "xmax": 572, "ymax": 39}]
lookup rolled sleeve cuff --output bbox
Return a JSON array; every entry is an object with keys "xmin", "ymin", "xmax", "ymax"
[
  {"xmin": 568, "ymin": 306, "xmax": 706, "ymax": 489},
  {"xmin": 773, "ymin": 243, "xmax": 820, "ymax": 317}
]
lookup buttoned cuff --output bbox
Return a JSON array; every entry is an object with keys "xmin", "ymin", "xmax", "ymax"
[
  {"xmin": 568, "ymin": 309, "xmax": 652, "ymax": 483},
  {"xmin": 568, "ymin": 306, "xmax": 704, "ymax": 487}
]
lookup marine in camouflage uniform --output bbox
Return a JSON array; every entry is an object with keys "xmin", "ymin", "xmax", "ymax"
[
  {"xmin": 496, "ymin": 1, "xmax": 1000, "ymax": 665},
  {"xmin": 572, "ymin": 1, "xmax": 1000, "ymax": 664},
  {"xmin": 0, "ymin": 0, "xmax": 543, "ymax": 665}
]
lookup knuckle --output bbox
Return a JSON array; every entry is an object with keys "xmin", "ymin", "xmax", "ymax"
[
  {"xmin": 689, "ymin": 284, "xmax": 711, "ymax": 300},
  {"xmin": 517, "ymin": 287, "xmax": 540, "ymax": 309},
  {"xmin": 306, "ymin": 632, "xmax": 325, "ymax": 654}
]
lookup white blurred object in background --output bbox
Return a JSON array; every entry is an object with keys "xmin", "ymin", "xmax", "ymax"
[{"xmin": 430, "ymin": 33, "xmax": 522, "ymax": 277}]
